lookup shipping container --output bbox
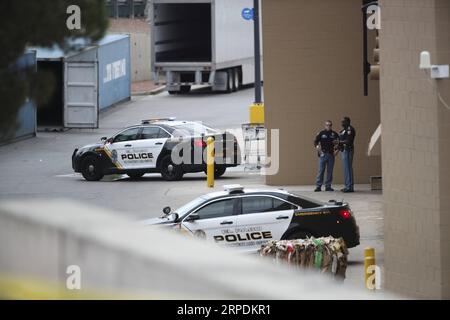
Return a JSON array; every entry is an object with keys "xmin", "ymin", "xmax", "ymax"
[
  {"xmin": 0, "ymin": 51, "xmax": 37, "ymax": 145},
  {"xmin": 30, "ymin": 34, "xmax": 131, "ymax": 129}
]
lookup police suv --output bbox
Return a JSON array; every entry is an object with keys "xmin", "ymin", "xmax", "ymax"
[
  {"xmin": 143, "ymin": 185, "xmax": 360, "ymax": 252},
  {"xmin": 72, "ymin": 119, "xmax": 241, "ymax": 181}
]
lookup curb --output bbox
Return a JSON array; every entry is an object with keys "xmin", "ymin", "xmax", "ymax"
[{"xmin": 132, "ymin": 86, "xmax": 166, "ymax": 96}]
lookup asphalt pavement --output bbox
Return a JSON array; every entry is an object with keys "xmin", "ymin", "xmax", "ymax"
[{"xmin": 0, "ymin": 86, "xmax": 384, "ymax": 290}]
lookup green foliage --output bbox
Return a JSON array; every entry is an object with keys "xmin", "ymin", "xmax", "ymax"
[{"xmin": 0, "ymin": 0, "xmax": 108, "ymax": 141}]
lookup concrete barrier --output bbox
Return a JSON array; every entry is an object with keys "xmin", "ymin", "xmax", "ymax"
[{"xmin": 0, "ymin": 200, "xmax": 391, "ymax": 299}]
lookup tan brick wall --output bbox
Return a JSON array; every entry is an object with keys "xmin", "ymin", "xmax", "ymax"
[
  {"xmin": 262, "ymin": 0, "xmax": 381, "ymax": 186},
  {"xmin": 380, "ymin": 0, "xmax": 450, "ymax": 299},
  {"xmin": 436, "ymin": 0, "xmax": 450, "ymax": 299},
  {"xmin": 108, "ymin": 18, "xmax": 151, "ymax": 82}
]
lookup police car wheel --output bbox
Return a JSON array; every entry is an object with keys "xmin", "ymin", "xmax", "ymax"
[
  {"xmin": 159, "ymin": 155, "xmax": 183, "ymax": 181},
  {"xmin": 204, "ymin": 166, "xmax": 227, "ymax": 178},
  {"xmin": 126, "ymin": 173, "xmax": 145, "ymax": 180},
  {"xmin": 286, "ymin": 230, "xmax": 313, "ymax": 240},
  {"xmin": 81, "ymin": 156, "xmax": 104, "ymax": 181}
]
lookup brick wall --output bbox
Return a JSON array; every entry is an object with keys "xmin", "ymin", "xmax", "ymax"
[
  {"xmin": 380, "ymin": 0, "xmax": 450, "ymax": 299},
  {"xmin": 262, "ymin": 0, "xmax": 381, "ymax": 186}
]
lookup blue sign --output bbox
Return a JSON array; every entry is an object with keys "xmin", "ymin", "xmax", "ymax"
[{"xmin": 242, "ymin": 8, "xmax": 253, "ymax": 21}]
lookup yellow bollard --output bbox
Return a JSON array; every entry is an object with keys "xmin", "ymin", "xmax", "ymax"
[
  {"xmin": 364, "ymin": 247, "xmax": 376, "ymax": 290},
  {"xmin": 206, "ymin": 137, "xmax": 215, "ymax": 188},
  {"xmin": 249, "ymin": 103, "xmax": 265, "ymax": 125}
]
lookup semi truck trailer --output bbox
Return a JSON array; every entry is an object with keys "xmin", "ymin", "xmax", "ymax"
[{"xmin": 150, "ymin": 0, "xmax": 258, "ymax": 94}]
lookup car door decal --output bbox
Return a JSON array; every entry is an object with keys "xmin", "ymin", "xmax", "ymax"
[
  {"xmin": 181, "ymin": 198, "xmax": 238, "ymax": 246},
  {"xmin": 102, "ymin": 146, "xmax": 123, "ymax": 169}
]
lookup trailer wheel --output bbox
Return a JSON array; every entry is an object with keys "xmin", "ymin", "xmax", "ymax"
[
  {"xmin": 232, "ymin": 69, "xmax": 239, "ymax": 92},
  {"xmin": 226, "ymin": 70, "xmax": 233, "ymax": 93},
  {"xmin": 168, "ymin": 91, "xmax": 178, "ymax": 95},
  {"xmin": 180, "ymin": 85, "xmax": 191, "ymax": 94}
]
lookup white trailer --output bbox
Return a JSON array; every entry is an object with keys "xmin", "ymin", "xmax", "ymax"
[{"xmin": 150, "ymin": 0, "xmax": 258, "ymax": 94}]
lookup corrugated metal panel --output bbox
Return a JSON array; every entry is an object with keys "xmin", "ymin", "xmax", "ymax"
[
  {"xmin": 27, "ymin": 35, "xmax": 130, "ymax": 128},
  {"xmin": 14, "ymin": 98, "xmax": 37, "ymax": 141},
  {"xmin": 64, "ymin": 62, "xmax": 99, "ymax": 128},
  {"xmin": 98, "ymin": 35, "xmax": 131, "ymax": 110},
  {"xmin": 214, "ymin": 0, "xmax": 255, "ymax": 65},
  {"xmin": 0, "ymin": 51, "xmax": 37, "ymax": 145}
]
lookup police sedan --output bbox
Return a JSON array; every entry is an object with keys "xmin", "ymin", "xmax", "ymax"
[
  {"xmin": 72, "ymin": 118, "xmax": 241, "ymax": 181},
  {"xmin": 143, "ymin": 185, "xmax": 360, "ymax": 252}
]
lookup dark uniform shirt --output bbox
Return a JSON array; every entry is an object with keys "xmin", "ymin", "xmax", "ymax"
[
  {"xmin": 339, "ymin": 125, "xmax": 356, "ymax": 151},
  {"xmin": 314, "ymin": 130, "xmax": 339, "ymax": 154}
]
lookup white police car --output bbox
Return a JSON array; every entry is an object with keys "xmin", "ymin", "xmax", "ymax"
[
  {"xmin": 72, "ymin": 118, "xmax": 241, "ymax": 181},
  {"xmin": 143, "ymin": 185, "xmax": 360, "ymax": 252}
]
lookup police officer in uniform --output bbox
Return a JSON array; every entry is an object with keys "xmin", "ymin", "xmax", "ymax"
[
  {"xmin": 314, "ymin": 120, "xmax": 339, "ymax": 192},
  {"xmin": 339, "ymin": 117, "xmax": 356, "ymax": 193}
]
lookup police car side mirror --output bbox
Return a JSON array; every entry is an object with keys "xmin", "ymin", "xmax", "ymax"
[
  {"xmin": 185, "ymin": 213, "xmax": 200, "ymax": 222},
  {"xmin": 101, "ymin": 137, "xmax": 107, "ymax": 142},
  {"xmin": 163, "ymin": 207, "xmax": 172, "ymax": 215}
]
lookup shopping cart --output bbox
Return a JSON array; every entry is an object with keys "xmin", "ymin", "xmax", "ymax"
[{"xmin": 241, "ymin": 123, "xmax": 266, "ymax": 171}]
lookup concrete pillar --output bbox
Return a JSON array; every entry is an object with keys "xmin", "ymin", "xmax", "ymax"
[{"xmin": 379, "ymin": 0, "xmax": 450, "ymax": 299}]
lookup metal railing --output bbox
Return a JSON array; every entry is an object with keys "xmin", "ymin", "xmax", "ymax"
[{"xmin": 106, "ymin": 0, "xmax": 147, "ymax": 18}]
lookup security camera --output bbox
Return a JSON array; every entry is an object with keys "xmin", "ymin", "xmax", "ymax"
[
  {"xmin": 419, "ymin": 51, "xmax": 449, "ymax": 79},
  {"xmin": 419, "ymin": 51, "xmax": 431, "ymax": 69}
]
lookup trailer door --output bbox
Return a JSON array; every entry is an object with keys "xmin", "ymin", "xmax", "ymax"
[{"xmin": 64, "ymin": 62, "xmax": 98, "ymax": 128}]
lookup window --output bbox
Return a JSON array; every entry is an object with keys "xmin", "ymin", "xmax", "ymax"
[
  {"xmin": 241, "ymin": 197, "xmax": 296, "ymax": 215},
  {"xmin": 158, "ymin": 129, "xmax": 171, "ymax": 139},
  {"xmin": 114, "ymin": 128, "xmax": 140, "ymax": 143},
  {"xmin": 141, "ymin": 127, "xmax": 161, "ymax": 140},
  {"xmin": 195, "ymin": 199, "xmax": 235, "ymax": 220},
  {"xmin": 287, "ymin": 195, "xmax": 321, "ymax": 209},
  {"xmin": 273, "ymin": 199, "xmax": 297, "ymax": 211},
  {"xmin": 171, "ymin": 123, "xmax": 219, "ymax": 137},
  {"xmin": 140, "ymin": 127, "xmax": 171, "ymax": 140}
]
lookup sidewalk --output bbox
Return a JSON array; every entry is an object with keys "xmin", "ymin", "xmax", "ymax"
[
  {"xmin": 159, "ymin": 178, "xmax": 384, "ymax": 291},
  {"xmin": 131, "ymin": 80, "xmax": 165, "ymax": 96}
]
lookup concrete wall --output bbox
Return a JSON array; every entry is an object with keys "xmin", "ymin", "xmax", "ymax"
[
  {"xmin": 262, "ymin": 0, "xmax": 381, "ymax": 186},
  {"xmin": 0, "ymin": 200, "xmax": 378, "ymax": 299},
  {"xmin": 380, "ymin": 0, "xmax": 450, "ymax": 299},
  {"xmin": 108, "ymin": 18, "xmax": 151, "ymax": 82}
]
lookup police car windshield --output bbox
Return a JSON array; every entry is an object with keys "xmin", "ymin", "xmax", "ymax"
[
  {"xmin": 174, "ymin": 196, "xmax": 207, "ymax": 217},
  {"xmin": 171, "ymin": 123, "xmax": 218, "ymax": 137}
]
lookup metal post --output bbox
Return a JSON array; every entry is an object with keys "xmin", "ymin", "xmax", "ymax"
[
  {"xmin": 113, "ymin": 0, "xmax": 119, "ymax": 19},
  {"xmin": 249, "ymin": 0, "xmax": 265, "ymax": 125},
  {"xmin": 130, "ymin": 0, "xmax": 135, "ymax": 19},
  {"xmin": 253, "ymin": 0, "xmax": 262, "ymax": 104},
  {"xmin": 364, "ymin": 247, "xmax": 376, "ymax": 289},
  {"xmin": 207, "ymin": 137, "xmax": 215, "ymax": 188}
]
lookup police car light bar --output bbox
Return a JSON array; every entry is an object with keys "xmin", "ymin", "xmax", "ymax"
[
  {"xmin": 223, "ymin": 184, "xmax": 244, "ymax": 194},
  {"xmin": 141, "ymin": 117, "xmax": 176, "ymax": 124}
]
